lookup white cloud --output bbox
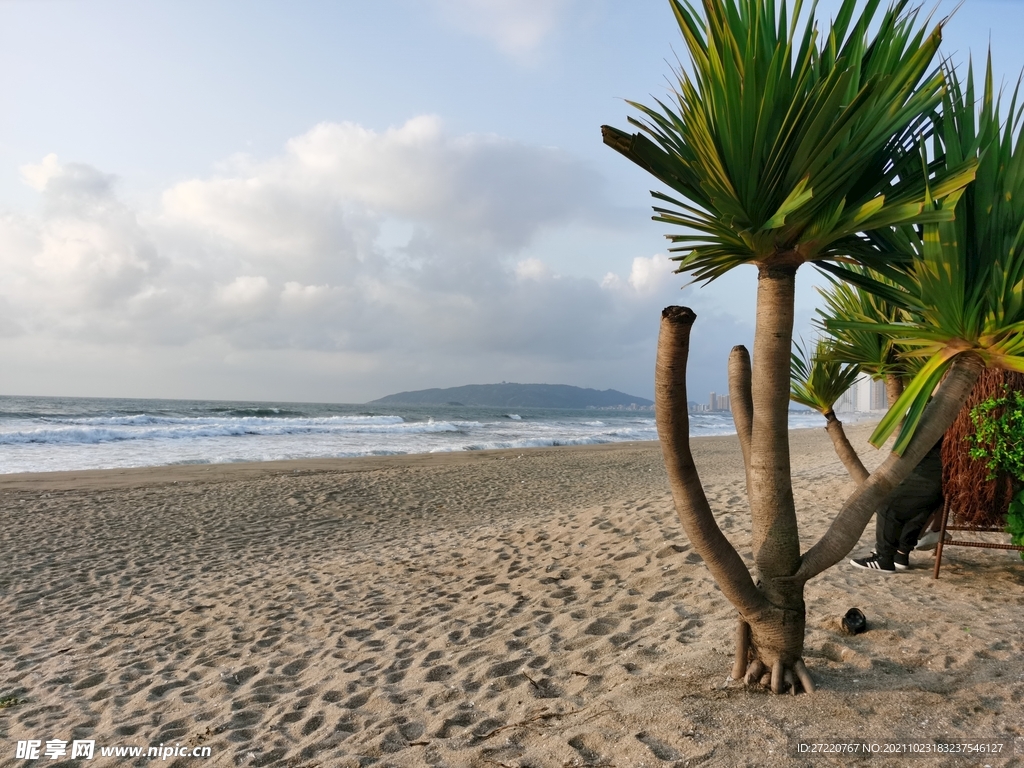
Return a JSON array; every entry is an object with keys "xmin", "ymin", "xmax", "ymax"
[
  {"xmin": 515, "ymin": 257, "xmax": 552, "ymax": 281},
  {"xmin": 628, "ymin": 253, "xmax": 676, "ymax": 294},
  {"xmin": 0, "ymin": 118, "xmax": 755, "ymax": 402},
  {"xmin": 20, "ymin": 153, "xmax": 62, "ymax": 191},
  {"xmin": 219, "ymin": 275, "xmax": 271, "ymax": 308}
]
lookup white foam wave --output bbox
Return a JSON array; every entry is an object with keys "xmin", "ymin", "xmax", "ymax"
[{"xmin": 0, "ymin": 415, "xmax": 476, "ymax": 446}]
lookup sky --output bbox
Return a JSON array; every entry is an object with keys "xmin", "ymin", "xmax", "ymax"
[{"xmin": 1, "ymin": 0, "xmax": 1021, "ymax": 404}]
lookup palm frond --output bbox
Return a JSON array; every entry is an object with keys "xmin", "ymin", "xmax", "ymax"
[
  {"xmin": 602, "ymin": 0, "xmax": 969, "ymax": 283},
  {"xmin": 824, "ymin": 57, "xmax": 1024, "ymax": 453},
  {"xmin": 790, "ymin": 337, "xmax": 862, "ymax": 414},
  {"xmin": 814, "ymin": 268, "xmax": 916, "ymax": 383}
]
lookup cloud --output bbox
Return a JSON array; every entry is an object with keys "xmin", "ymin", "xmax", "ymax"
[
  {"xmin": 0, "ymin": 119, "xmax": 754, "ymax": 402},
  {"xmin": 432, "ymin": 0, "xmax": 573, "ymax": 57},
  {"xmin": 3, "ymin": 155, "xmax": 161, "ymax": 337}
]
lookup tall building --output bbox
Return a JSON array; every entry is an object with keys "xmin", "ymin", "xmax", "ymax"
[
  {"xmin": 835, "ymin": 386, "xmax": 858, "ymax": 414},
  {"xmin": 836, "ymin": 374, "xmax": 890, "ymax": 414},
  {"xmin": 870, "ymin": 378, "xmax": 887, "ymax": 410},
  {"xmin": 707, "ymin": 392, "xmax": 731, "ymax": 412}
]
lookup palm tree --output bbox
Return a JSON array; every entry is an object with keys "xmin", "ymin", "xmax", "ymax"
[
  {"xmin": 821, "ymin": 56, "xmax": 1024, "ymax": 453},
  {"xmin": 797, "ymin": 55, "xmax": 1024, "ymax": 579},
  {"xmin": 604, "ymin": 0, "xmax": 977, "ymax": 692},
  {"xmin": 815, "ymin": 271, "xmax": 915, "ymax": 406},
  {"xmin": 790, "ymin": 337, "xmax": 867, "ymax": 481}
]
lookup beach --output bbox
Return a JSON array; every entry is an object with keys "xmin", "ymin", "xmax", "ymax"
[{"xmin": 1, "ymin": 423, "xmax": 1022, "ymax": 767}]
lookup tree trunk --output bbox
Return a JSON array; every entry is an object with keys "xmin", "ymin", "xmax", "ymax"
[
  {"xmin": 655, "ymin": 308, "xmax": 764, "ymax": 616},
  {"xmin": 656, "ymin": 305, "xmax": 813, "ymax": 691},
  {"xmin": 745, "ymin": 264, "xmax": 803, "ymax": 670},
  {"xmin": 748, "ymin": 266, "xmax": 800, "ymax": 579},
  {"xmin": 796, "ymin": 353, "xmax": 985, "ymax": 581},
  {"xmin": 823, "ymin": 410, "xmax": 869, "ymax": 482},
  {"xmin": 885, "ymin": 373, "xmax": 905, "ymax": 407},
  {"xmin": 728, "ymin": 345, "xmax": 753, "ymax": 468}
]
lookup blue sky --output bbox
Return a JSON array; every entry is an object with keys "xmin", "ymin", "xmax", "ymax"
[{"xmin": 0, "ymin": 0, "xmax": 1020, "ymax": 403}]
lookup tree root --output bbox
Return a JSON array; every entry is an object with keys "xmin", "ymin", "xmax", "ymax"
[
  {"xmin": 736, "ymin": 655, "xmax": 815, "ymax": 694},
  {"xmin": 731, "ymin": 619, "xmax": 751, "ymax": 680},
  {"xmin": 743, "ymin": 659, "xmax": 765, "ymax": 686},
  {"xmin": 731, "ymin": 616, "xmax": 807, "ymax": 692},
  {"xmin": 794, "ymin": 659, "xmax": 815, "ymax": 693}
]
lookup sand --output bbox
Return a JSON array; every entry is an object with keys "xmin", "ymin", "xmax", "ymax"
[{"xmin": 1, "ymin": 424, "xmax": 1022, "ymax": 767}]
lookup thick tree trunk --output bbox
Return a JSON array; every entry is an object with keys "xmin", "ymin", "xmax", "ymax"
[
  {"xmin": 746, "ymin": 265, "xmax": 803, "ymax": 661},
  {"xmin": 748, "ymin": 266, "xmax": 800, "ymax": 579},
  {"xmin": 823, "ymin": 410, "xmax": 869, "ymax": 482}
]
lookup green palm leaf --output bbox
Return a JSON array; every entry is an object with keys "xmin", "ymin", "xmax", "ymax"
[
  {"xmin": 814, "ymin": 268, "xmax": 916, "ymax": 384},
  {"xmin": 822, "ymin": 56, "xmax": 1024, "ymax": 453},
  {"xmin": 790, "ymin": 337, "xmax": 862, "ymax": 414},
  {"xmin": 602, "ymin": 0, "xmax": 972, "ymax": 282}
]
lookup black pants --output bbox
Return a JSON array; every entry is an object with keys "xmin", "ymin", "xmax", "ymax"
[{"xmin": 875, "ymin": 443, "xmax": 943, "ymax": 560}]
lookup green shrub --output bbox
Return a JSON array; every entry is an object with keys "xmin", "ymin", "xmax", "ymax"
[
  {"xmin": 967, "ymin": 387, "xmax": 1024, "ymax": 481},
  {"xmin": 1007, "ymin": 490, "xmax": 1024, "ymax": 561},
  {"xmin": 967, "ymin": 387, "xmax": 1024, "ymax": 560}
]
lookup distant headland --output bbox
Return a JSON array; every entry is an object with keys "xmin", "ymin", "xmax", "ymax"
[{"xmin": 369, "ymin": 383, "xmax": 653, "ymax": 410}]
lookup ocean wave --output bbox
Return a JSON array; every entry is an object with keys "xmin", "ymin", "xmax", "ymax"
[
  {"xmin": 458, "ymin": 436, "xmax": 617, "ymax": 451},
  {"xmin": 0, "ymin": 415, "xmax": 476, "ymax": 445}
]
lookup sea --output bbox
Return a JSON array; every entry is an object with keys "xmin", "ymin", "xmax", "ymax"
[{"xmin": 0, "ymin": 395, "xmax": 830, "ymax": 475}]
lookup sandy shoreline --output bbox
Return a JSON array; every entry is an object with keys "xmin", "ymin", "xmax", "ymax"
[
  {"xmin": 1, "ymin": 425, "xmax": 1022, "ymax": 767},
  {"xmin": 0, "ymin": 440, "xmax": 664, "ymax": 491}
]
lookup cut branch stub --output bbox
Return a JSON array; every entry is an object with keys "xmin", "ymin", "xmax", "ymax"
[
  {"xmin": 728, "ymin": 345, "xmax": 754, "ymax": 478},
  {"xmin": 661, "ymin": 305, "xmax": 697, "ymax": 325},
  {"xmin": 655, "ymin": 306, "xmax": 766, "ymax": 618}
]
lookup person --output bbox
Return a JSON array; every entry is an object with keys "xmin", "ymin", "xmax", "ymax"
[{"xmin": 850, "ymin": 439, "xmax": 943, "ymax": 573}]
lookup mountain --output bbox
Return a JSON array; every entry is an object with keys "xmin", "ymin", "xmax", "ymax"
[{"xmin": 369, "ymin": 383, "xmax": 653, "ymax": 409}]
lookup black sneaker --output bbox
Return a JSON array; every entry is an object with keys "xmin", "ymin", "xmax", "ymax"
[
  {"xmin": 894, "ymin": 551, "xmax": 910, "ymax": 571},
  {"xmin": 850, "ymin": 553, "xmax": 897, "ymax": 573}
]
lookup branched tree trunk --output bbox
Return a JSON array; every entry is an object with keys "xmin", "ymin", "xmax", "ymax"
[
  {"xmin": 657, "ymin": 304, "xmax": 984, "ymax": 693},
  {"xmin": 656, "ymin": 304, "xmax": 814, "ymax": 691},
  {"xmin": 823, "ymin": 410, "xmax": 869, "ymax": 482}
]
